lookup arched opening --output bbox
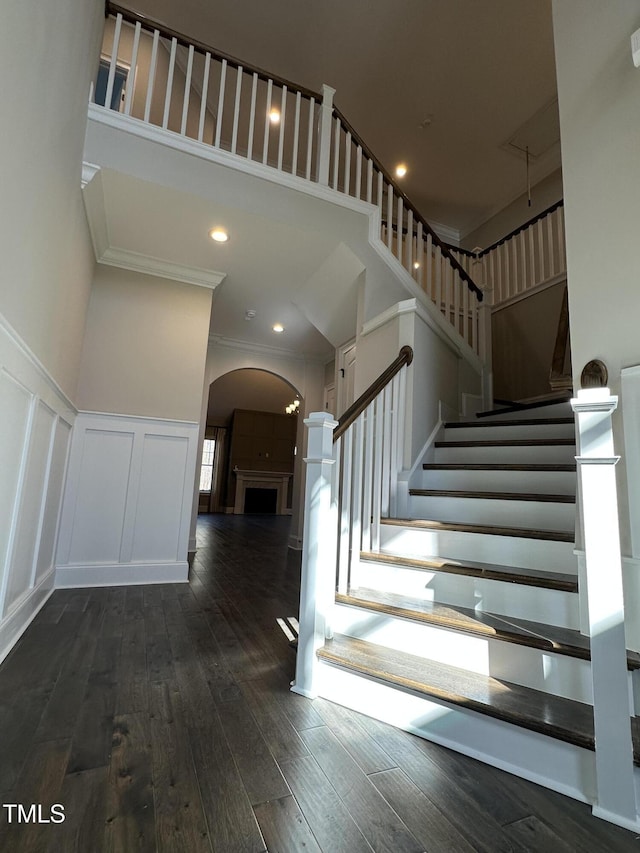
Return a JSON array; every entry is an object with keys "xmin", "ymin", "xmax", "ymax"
[{"xmin": 198, "ymin": 368, "xmax": 303, "ymax": 516}]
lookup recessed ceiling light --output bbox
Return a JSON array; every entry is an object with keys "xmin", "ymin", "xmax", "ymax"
[
  {"xmin": 269, "ymin": 109, "xmax": 281, "ymax": 124},
  {"xmin": 209, "ymin": 228, "xmax": 229, "ymax": 242},
  {"xmin": 272, "ymin": 323, "xmax": 284, "ymax": 333},
  {"xmin": 395, "ymin": 164, "xmax": 408, "ymax": 178},
  {"xmin": 413, "ymin": 261, "xmax": 421, "ymax": 269}
]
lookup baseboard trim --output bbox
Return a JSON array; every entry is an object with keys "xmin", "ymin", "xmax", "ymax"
[
  {"xmin": 0, "ymin": 569, "xmax": 56, "ymax": 665},
  {"xmin": 288, "ymin": 534, "xmax": 303, "ymax": 551},
  {"xmin": 55, "ymin": 561, "xmax": 189, "ymax": 588}
]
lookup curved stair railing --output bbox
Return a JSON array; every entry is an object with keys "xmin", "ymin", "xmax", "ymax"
[
  {"xmin": 292, "ymin": 346, "xmax": 412, "ymax": 698},
  {"xmin": 94, "ymin": 5, "xmax": 483, "ymax": 354}
]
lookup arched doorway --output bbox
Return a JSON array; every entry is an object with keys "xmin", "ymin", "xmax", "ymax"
[{"xmin": 198, "ymin": 368, "xmax": 302, "ymax": 516}]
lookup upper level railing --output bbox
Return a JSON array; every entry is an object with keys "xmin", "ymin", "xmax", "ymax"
[{"xmin": 94, "ymin": 4, "xmax": 484, "ymax": 356}]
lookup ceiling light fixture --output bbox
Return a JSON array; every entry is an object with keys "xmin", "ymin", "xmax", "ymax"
[
  {"xmin": 395, "ymin": 164, "xmax": 408, "ymax": 178},
  {"xmin": 285, "ymin": 398, "xmax": 300, "ymax": 415},
  {"xmin": 413, "ymin": 261, "xmax": 421, "ymax": 269},
  {"xmin": 272, "ymin": 323, "xmax": 284, "ymax": 333},
  {"xmin": 269, "ymin": 109, "xmax": 281, "ymax": 124},
  {"xmin": 245, "ymin": 309, "xmax": 256, "ymax": 321},
  {"xmin": 209, "ymin": 228, "xmax": 229, "ymax": 242}
]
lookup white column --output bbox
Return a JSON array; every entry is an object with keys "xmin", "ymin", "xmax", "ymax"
[
  {"xmin": 317, "ymin": 84, "xmax": 336, "ymax": 186},
  {"xmin": 572, "ymin": 388, "xmax": 639, "ymax": 830},
  {"xmin": 291, "ymin": 411, "xmax": 337, "ymax": 699}
]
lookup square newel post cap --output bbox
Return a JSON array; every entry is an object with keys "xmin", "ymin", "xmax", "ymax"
[
  {"xmin": 304, "ymin": 411, "xmax": 338, "ymax": 460},
  {"xmin": 571, "ymin": 387, "xmax": 618, "ymax": 415}
]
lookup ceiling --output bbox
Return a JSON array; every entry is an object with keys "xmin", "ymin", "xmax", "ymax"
[
  {"xmin": 120, "ymin": 0, "xmax": 560, "ymax": 238},
  {"xmin": 206, "ymin": 368, "xmax": 299, "ymax": 425}
]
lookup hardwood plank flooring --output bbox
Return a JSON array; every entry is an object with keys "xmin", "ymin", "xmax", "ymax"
[{"xmin": 0, "ymin": 514, "xmax": 639, "ymax": 851}]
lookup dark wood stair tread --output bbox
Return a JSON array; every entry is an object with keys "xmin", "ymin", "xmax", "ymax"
[
  {"xmin": 409, "ymin": 489, "xmax": 575, "ymax": 503},
  {"xmin": 435, "ymin": 438, "xmax": 575, "ymax": 448},
  {"xmin": 382, "ymin": 517, "xmax": 575, "ymax": 543},
  {"xmin": 318, "ymin": 634, "xmax": 640, "ymax": 760},
  {"xmin": 336, "ymin": 587, "xmax": 640, "ymax": 670},
  {"xmin": 444, "ymin": 417, "xmax": 575, "ymax": 429},
  {"xmin": 423, "ymin": 463, "xmax": 576, "ymax": 471},
  {"xmin": 475, "ymin": 397, "xmax": 572, "ymax": 418},
  {"xmin": 360, "ymin": 550, "xmax": 578, "ymax": 592}
]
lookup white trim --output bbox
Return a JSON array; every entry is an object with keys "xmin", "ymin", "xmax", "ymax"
[
  {"xmin": 208, "ymin": 334, "xmax": 328, "ymax": 364},
  {"xmin": 492, "ymin": 272, "xmax": 567, "ymax": 312},
  {"xmin": 56, "ymin": 561, "xmax": 189, "ymax": 588},
  {"xmin": 430, "ymin": 220, "xmax": 461, "ymax": 245},
  {"xmin": 0, "ymin": 310, "xmax": 76, "ymax": 414},
  {"xmin": 81, "ymin": 161, "xmax": 101, "ymax": 188},
  {"xmin": 591, "ymin": 806, "xmax": 640, "ymax": 834},
  {"xmin": 98, "ymin": 246, "xmax": 226, "ymax": 290},
  {"xmin": 0, "ymin": 570, "xmax": 55, "ymax": 666},
  {"xmin": 77, "ymin": 410, "xmax": 198, "ymax": 427}
]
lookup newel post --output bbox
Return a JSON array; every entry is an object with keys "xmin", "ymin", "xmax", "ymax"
[
  {"xmin": 478, "ymin": 278, "xmax": 493, "ymax": 411},
  {"xmin": 572, "ymin": 387, "xmax": 639, "ymax": 829},
  {"xmin": 291, "ymin": 412, "xmax": 338, "ymax": 699},
  {"xmin": 317, "ymin": 84, "xmax": 336, "ymax": 186}
]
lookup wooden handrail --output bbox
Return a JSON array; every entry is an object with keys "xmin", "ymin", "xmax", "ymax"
[
  {"xmin": 333, "ymin": 106, "xmax": 483, "ymax": 302},
  {"xmin": 106, "ymin": 2, "xmax": 322, "ymax": 101},
  {"xmin": 334, "ymin": 346, "xmax": 413, "ymax": 442},
  {"xmin": 477, "ymin": 199, "xmax": 565, "ymax": 257}
]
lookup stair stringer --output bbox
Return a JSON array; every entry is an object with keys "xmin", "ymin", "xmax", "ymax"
[{"xmin": 316, "ymin": 659, "xmax": 598, "ymax": 805}]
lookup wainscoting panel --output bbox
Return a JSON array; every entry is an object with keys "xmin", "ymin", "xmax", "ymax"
[
  {"xmin": 56, "ymin": 412, "xmax": 199, "ymax": 587},
  {"xmin": 0, "ymin": 312, "xmax": 76, "ymax": 663}
]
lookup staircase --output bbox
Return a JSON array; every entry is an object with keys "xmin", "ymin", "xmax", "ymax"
[{"xmin": 309, "ymin": 400, "xmax": 640, "ymax": 801}]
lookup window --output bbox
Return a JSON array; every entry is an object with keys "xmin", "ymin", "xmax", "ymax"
[
  {"xmin": 95, "ymin": 58, "xmax": 128, "ymax": 110},
  {"xmin": 199, "ymin": 439, "xmax": 216, "ymax": 492}
]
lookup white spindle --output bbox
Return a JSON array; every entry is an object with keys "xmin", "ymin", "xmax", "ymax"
[
  {"xmin": 366, "ymin": 158, "xmax": 373, "ymax": 203},
  {"xmin": 376, "ymin": 170, "xmax": 383, "ymax": 215},
  {"xmin": 527, "ymin": 218, "xmax": 536, "ymax": 286},
  {"xmin": 417, "ymin": 222, "xmax": 424, "ymax": 288},
  {"xmin": 180, "ymin": 44, "xmax": 195, "ymax": 136},
  {"xmin": 277, "ymin": 86, "xmax": 287, "ymax": 170},
  {"xmin": 547, "ymin": 211, "xmax": 555, "ymax": 277},
  {"xmin": 471, "ymin": 294, "xmax": 479, "ymax": 353},
  {"xmin": 350, "ymin": 415, "xmax": 364, "ymax": 588},
  {"xmin": 105, "ymin": 13, "xmax": 123, "ymax": 111},
  {"xmin": 425, "ymin": 232, "xmax": 433, "ymax": 298},
  {"xmin": 261, "ymin": 76, "xmax": 272, "ymax": 163},
  {"xmin": 385, "ymin": 184, "xmax": 393, "ymax": 250},
  {"xmin": 381, "ymin": 385, "xmax": 392, "ymax": 517},
  {"xmin": 305, "ymin": 96, "xmax": 315, "ymax": 180},
  {"xmin": 247, "ymin": 72, "xmax": 258, "ymax": 158},
  {"xmin": 337, "ymin": 430, "xmax": 353, "ymax": 594},
  {"xmin": 332, "ymin": 117, "xmax": 340, "ymax": 190},
  {"xmin": 389, "ymin": 376, "xmax": 400, "ymax": 516},
  {"xmin": 362, "ymin": 407, "xmax": 374, "ymax": 552},
  {"xmin": 435, "ymin": 245, "xmax": 442, "ymax": 311},
  {"xmin": 230, "ymin": 65, "xmax": 243, "ymax": 154},
  {"xmin": 162, "ymin": 37, "xmax": 178, "ymax": 129},
  {"xmin": 292, "ymin": 92, "xmax": 301, "ymax": 176},
  {"xmin": 343, "ymin": 132, "xmax": 352, "ymax": 195},
  {"xmin": 406, "ymin": 210, "xmax": 413, "ymax": 272},
  {"xmin": 452, "ymin": 272, "xmax": 460, "ymax": 335},
  {"xmin": 558, "ymin": 208, "xmax": 566, "ymax": 274},
  {"xmin": 355, "ymin": 145, "xmax": 362, "ymax": 199},
  {"xmin": 144, "ymin": 29, "xmax": 159, "ymax": 123},
  {"xmin": 462, "ymin": 280, "xmax": 470, "ymax": 345},
  {"xmin": 396, "ymin": 196, "xmax": 403, "ymax": 263},
  {"xmin": 197, "ymin": 53, "xmax": 211, "ymax": 142},
  {"xmin": 536, "ymin": 219, "xmax": 545, "ymax": 282},
  {"xmin": 488, "ymin": 250, "xmax": 496, "ymax": 304},
  {"xmin": 123, "ymin": 21, "xmax": 141, "ymax": 116},
  {"xmin": 371, "ymin": 396, "xmax": 384, "ymax": 550},
  {"xmin": 215, "ymin": 59, "xmax": 228, "ymax": 149},
  {"xmin": 519, "ymin": 230, "xmax": 527, "ymax": 292}
]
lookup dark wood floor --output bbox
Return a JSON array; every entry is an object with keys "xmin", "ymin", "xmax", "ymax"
[{"xmin": 1, "ymin": 514, "xmax": 639, "ymax": 852}]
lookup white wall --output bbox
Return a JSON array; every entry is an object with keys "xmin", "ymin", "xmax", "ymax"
[{"xmin": 0, "ymin": 0, "xmax": 103, "ymax": 658}]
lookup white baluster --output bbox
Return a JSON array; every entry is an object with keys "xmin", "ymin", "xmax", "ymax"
[
  {"xmin": 123, "ymin": 21, "xmax": 141, "ymax": 116},
  {"xmin": 371, "ymin": 396, "xmax": 383, "ymax": 550},
  {"xmin": 471, "ymin": 293, "xmax": 479, "ymax": 354},
  {"xmin": 350, "ymin": 415, "xmax": 364, "ymax": 588},
  {"xmin": 305, "ymin": 96, "xmax": 315, "ymax": 180},
  {"xmin": 397, "ymin": 196, "xmax": 403, "ymax": 264},
  {"xmin": 406, "ymin": 210, "xmax": 413, "ymax": 272},
  {"xmin": 144, "ymin": 29, "xmax": 159, "ymax": 123},
  {"xmin": 454, "ymin": 270, "xmax": 462, "ymax": 335},
  {"xmin": 343, "ymin": 132, "xmax": 352, "ymax": 194},
  {"xmin": 277, "ymin": 85, "xmax": 287, "ymax": 170},
  {"xmin": 180, "ymin": 44, "xmax": 195, "ymax": 137},
  {"xmin": 462, "ymin": 280, "xmax": 470, "ymax": 344},
  {"xmin": 338, "ymin": 427, "xmax": 354, "ymax": 594},
  {"xmin": 389, "ymin": 375, "xmax": 400, "ymax": 517},
  {"xmin": 386, "ymin": 184, "xmax": 393, "ymax": 251},
  {"xmin": 425, "ymin": 232, "xmax": 433, "ymax": 298},
  {"xmin": 528, "ymin": 219, "xmax": 536, "ymax": 287},
  {"xmin": 230, "ymin": 64, "xmax": 243, "ymax": 154},
  {"xmin": 362, "ymin": 407, "xmax": 374, "ymax": 552},
  {"xmin": 292, "ymin": 91, "xmax": 301, "ymax": 176},
  {"xmin": 215, "ymin": 59, "xmax": 228, "ymax": 149},
  {"xmin": 246, "ymin": 72, "xmax": 258, "ymax": 159},
  {"xmin": 162, "ymin": 37, "xmax": 177, "ymax": 129},
  {"xmin": 417, "ymin": 222, "xmax": 424, "ymax": 288},
  {"xmin": 366, "ymin": 157, "xmax": 373, "ymax": 203},
  {"xmin": 261, "ymin": 76, "xmax": 273, "ymax": 163},
  {"xmin": 105, "ymin": 13, "xmax": 123, "ymax": 111},
  {"xmin": 197, "ymin": 52, "xmax": 211, "ymax": 142},
  {"xmin": 434, "ymin": 244, "xmax": 442, "ymax": 311},
  {"xmin": 547, "ymin": 211, "xmax": 555, "ymax": 277},
  {"xmin": 355, "ymin": 145, "xmax": 362, "ymax": 200},
  {"xmin": 519, "ymin": 230, "xmax": 527, "ymax": 292},
  {"xmin": 381, "ymin": 385, "xmax": 392, "ymax": 517},
  {"xmin": 332, "ymin": 117, "xmax": 340, "ymax": 190},
  {"xmin": 556, "ymin": 207, "xmax": 564, "ymax": 275},
  {"xmin": 292, "ymin": 412, "xmax": 338, "ymax": 700}
]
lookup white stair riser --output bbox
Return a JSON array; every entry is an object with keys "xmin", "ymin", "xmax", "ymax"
[
  {"xmin": 332, "ymin": 601, "xmax": 593, "ymax": 703},
  {"xmin": 408, "ymin": 494, "xmax": 575, "ymax": 532},
  {"xmin": 380, "ymin": 523, "xmax": 577, "ymax": 572},
  {"xmin": 444, "ymin": 423, "xmax": 575, "ymax": 442},
  {"xmin": 478, "ymin": 403, "xmax": 574, "ymax": 421},
  {"xmin": 315, "ymin": 661, "xmax": 597, "ymax": 805},
  {"xmin": 435, "ymin": 444, "xmax": 576, "ymax": 464},
  {"xmin": 358, "ymin": 559, "xmax": 580, "ymax": 629},
  {"xmin": 420, "ymin": 468, "xmax": 576, "ymax": 495}
]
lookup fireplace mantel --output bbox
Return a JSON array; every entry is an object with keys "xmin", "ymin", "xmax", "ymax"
[{"xmin": 233, "ymin": 469, "xmax": 293, "ymax": 515}]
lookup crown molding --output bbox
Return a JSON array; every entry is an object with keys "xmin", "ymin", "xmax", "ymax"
[
  {"xmin": 208, "ymin": 334, "xmax": 329, "ymax": 364},
  {"xmin": 98, "ymin": 246, "xmax": 226, "ymax": 290}
]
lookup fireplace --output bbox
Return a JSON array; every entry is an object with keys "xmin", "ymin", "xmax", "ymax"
[{"xmin": 233, "ymin": 470, "xmax": 293, "ymax": 515}]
